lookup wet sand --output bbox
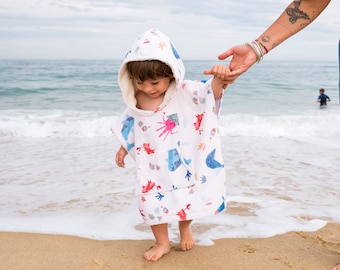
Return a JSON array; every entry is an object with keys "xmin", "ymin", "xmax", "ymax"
[{"xmin": 0, "ymin": 223, "xmax": 339, "ymax": 270}]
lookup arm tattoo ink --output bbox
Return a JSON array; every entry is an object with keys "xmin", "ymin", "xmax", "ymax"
[{"xmin": 285, "ymin": 0, "xmax": 311, "ymax": 24}]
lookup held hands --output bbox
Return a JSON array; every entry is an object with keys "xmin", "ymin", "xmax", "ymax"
[
  {"xmin": 209, "ymin": 64, "xmax": 230, "ymax": 90},
  {"xmin": 209, "ymin": 64, "xmax": 230, "ymax": 98},
  {"xmin": 204, "ymin": 44, "xmax": 258, "ymax": 84}
]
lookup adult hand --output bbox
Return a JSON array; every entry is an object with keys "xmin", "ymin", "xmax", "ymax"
[{"xmin": 204, "ymin": 44, "xmax": 258, "ymax": 84}]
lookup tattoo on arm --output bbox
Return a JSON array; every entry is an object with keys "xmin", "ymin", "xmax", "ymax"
[
  {"xmin": 259, "ymin": 35, "xmax": 278, "ymax": 50},
  {"xmin": 285, "ymin": 0, "xmax": 311, "ymax": 24}
]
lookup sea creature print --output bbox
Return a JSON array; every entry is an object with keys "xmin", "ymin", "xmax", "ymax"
[
  {"xmin": 215, "ymin": 196, "xmax": 226, "ymax": 214},
  {"xmin": 158, "ymin": 41, "xmax": 166, "ymax": 50},
  {"xmin": 138, "ymin": 121, "xmax": 149, "ymax": 132},
  {"xmin": 156, "ymin": 113, "xmax": 178, "ymax": 141},
  {"xmin": 183, "ymin": 157, "xmax": 191, "ymax": 165},
  {"xmin": 136, "ymin": 143, "xmax": 155, "ymax": 155},
  {"xmin": 210, "ymin": 128, "xmax": 217, "ymax": 139},
  {"xmin": 125, "ymin": 142, "xmax": 135, "ymax": 151},
  {"xmin": 193, "ymin": 113, "xmax": 204, "ymax": 134},
  {"xmin": 149, "ymin": 163, "xmax": 160, "ymax": 171},
  {"xmin": 192, "ymin": 90, "xmax": 206, "ymax": 105},
  {"xmin": 139, "ymin": 209, "xmax": 145, "ymax": 218},
  {"xmin": 185, "ymin": 170, "xmax": 192, "ymax": 181},
  {"xmin": 155, "ymin": 192, "xmax": 164, "ymax": 201},
  {"xmin": 200, "ymin": 175, "xmax": 207, "ymax": 184},
  {"xmin": 168, "ymin": 148, "xmax": 182, "ymax": 171},
  {"xmin": 197, "ymin": 143, "xmax": 206, "ymax": 151},
  {"xmin": 121, "ymin": 115, "xmax": 134, "ymax": 140},
  {"xmin": 177, "ymin": 204, "xmax": 191, "ymax": 220},
  {"xmin": 153, "ymin": 207, "xmax": 164, "ymax": 222},
  {"xmin": 142, "ymin": 180, "xmax": 161, "ymax": 193},
  {"xmin": 150, "ymin": 29, "xmax": 160, "ymax": 37},
  {"xmin": 124, "ymin": 50, "xmax": 131, "ymax": 59},
  {"xmin": 206, "ymin": 148, "xmax": 224, "ymax": 174}
]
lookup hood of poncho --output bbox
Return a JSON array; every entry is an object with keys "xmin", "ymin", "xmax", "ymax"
[{"xmin": 118, "ymin": 28, "xmax": 185, "ymax": 112}]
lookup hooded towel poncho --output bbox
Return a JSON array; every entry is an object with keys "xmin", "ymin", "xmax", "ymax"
[{"xmin": 113, "ymin": 29, "xmax": 227, "ymax": 225}]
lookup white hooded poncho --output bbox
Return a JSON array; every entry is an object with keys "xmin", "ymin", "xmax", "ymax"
[{"xmin": 113, "ymin": 29, "xmax": 227, "ymax": 225}]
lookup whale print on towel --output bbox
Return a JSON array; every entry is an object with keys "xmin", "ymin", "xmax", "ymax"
[
  {"xmin": 168, "ymin": 148, "xmax": 182, "ymax": 171},
  {"xmin": 120, "ymin": 115, "xmax": 135, "ymax": 151},
  {"xmin": 206, "ymin": 148, "xmax": 224, "ymax": 174},
  {"xmin": 121, "ymin": 115, "xmax": 134, "ymax": 140}
]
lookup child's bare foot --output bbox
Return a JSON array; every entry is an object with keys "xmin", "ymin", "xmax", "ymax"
[
  {"xmin": 179, "ymin": 220, "xmax": 195, "ymax": 250},
  {"xmin": 144, "ymin": 242, "xmax": 170, "ymax": 261},
  {"xmin": 333, "ymin": 264, "xmax": 340, "ymax": 270}
]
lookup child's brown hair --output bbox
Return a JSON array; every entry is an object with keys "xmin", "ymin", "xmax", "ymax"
[{"xmin": 126, "ymin": 60, "xmax": 174, "ymax": 81}]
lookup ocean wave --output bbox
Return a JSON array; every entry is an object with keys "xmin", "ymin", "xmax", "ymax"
[
  {"xmin": 219, "ymin": 113, "xmax": 340, "ymax": 138},
  {"xmin": 0, "ymin": 110, "xmax": 116, "ymax": 138},
  {"xmin": 0, "ymin": 110, "xmax": 339, "ymax": 138}
]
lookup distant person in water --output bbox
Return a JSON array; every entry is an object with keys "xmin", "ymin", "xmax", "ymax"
[{"xmin": 317, "ymin": 88, "xmax": 331, "ymax": 108}]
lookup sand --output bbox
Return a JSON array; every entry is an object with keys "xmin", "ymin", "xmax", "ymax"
[{"xmin": 0, "ymin": 222, "xmax": 339, "ymax": 270}]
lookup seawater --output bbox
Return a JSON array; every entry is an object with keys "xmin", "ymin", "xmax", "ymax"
[{"xmin": 0, "ymin": 59, "xmax": 339, "ymax": 245}]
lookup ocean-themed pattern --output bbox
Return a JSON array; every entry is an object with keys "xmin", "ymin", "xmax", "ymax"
[
  {"xmin": 120, "ymin": 115, "xmax": 135, "ymax": 151},
  {"xmin": 113, "ymin": 29, "xmax": 226, "ymax": 225}
]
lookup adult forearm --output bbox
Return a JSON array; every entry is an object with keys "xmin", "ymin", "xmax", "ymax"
[{"xmin": 256, "ymin": 0, "xmax": 331, "ymax": 53}]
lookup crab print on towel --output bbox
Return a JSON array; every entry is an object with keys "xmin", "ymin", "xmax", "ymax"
[{"xmin": 193, "ymin": 113, "xmax": 204, "ymax": 134}]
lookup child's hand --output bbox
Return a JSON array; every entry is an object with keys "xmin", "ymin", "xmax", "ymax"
[
  {"xmin": 116, "ymin": 146, "xmax": 128, "ymax": 168},
  {"xmin": 203, "ymin": 44, "xmax": 255, "ymax": 85},
  {"xmin": 209, "ymin": 64, "xmax": 230, "ymax": 98},
  {"xmin": 209, "ymin": 64, "xmax": 230, "ymax": 84}
]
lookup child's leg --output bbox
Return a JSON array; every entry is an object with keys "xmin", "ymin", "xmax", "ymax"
[
  {"xmin": 178, "ymin": 220, "xmax": 195, "ymax": 250},
  {"xmin": 144, "ymin": 223, "xmax": 171, "ymax": 262}
]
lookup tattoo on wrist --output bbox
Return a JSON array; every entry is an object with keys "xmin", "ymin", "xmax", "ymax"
[
  {"xmin": 285, "ymin": 0, "xmax": 311, "ymax": 24},
  {"xmin": 260, "ymin": 35, "xmax": 270, "ymax": 44}
]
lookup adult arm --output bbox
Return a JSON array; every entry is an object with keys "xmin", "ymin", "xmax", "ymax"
[{"xmin": 204, "ymin": 0, "xmax": 331, "ymax": 84}]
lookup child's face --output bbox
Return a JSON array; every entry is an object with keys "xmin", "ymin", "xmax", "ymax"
[{"xmin": 134, "ymin": 77, "xmax": 171, "ymax": 98}]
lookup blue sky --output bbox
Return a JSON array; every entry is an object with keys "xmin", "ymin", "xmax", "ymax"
[{"xmin": 0, "ymin": 0, "xmax": 339, "ymax": 60}]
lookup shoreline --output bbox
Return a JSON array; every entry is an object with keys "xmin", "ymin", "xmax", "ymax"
[{"xmin": 1, "ymin": 223, "xmax": 339, "ymax": 270}]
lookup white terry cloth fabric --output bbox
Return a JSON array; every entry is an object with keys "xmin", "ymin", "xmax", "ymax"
[{"xmin": 113, "ymin": 28, "xmax": 226, "ymax": 225}]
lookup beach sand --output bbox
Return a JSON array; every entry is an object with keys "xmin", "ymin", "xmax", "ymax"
[{"xmin": 0, "ymin": 223, "xmax": 339, "ymax": 270}]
